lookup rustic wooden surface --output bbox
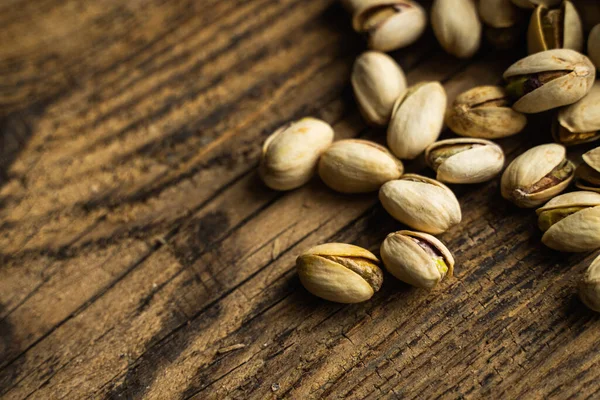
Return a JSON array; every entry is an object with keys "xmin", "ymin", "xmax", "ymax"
[{"xmin": 1, "ymin": 0, "xmax": 599, "ymax": 399}]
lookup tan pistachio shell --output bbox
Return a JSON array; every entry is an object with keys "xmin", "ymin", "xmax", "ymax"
[
  {"xmin": 350, "ymin": 0, "xmax": 427, "ymax": 52},
  {"xmin": 575, "ymin": 164, "xmax": 600, "ymax": 192},
  {"xmin": 527, "ymin": 1, "xmax": 583, "ymax": 54},
  {"xmin": 259, "ymin": 118, "xmax": 334, "ymax": 191},
  {"xmin": 380, "ymin": 230, "xmax": 455, "ymax": 289},
  {"xmin": 431, "ymin": 0, "xmax": 482, "ymax": 58},
  {"xmin": 425, "ymin": 138, "xmax": 505, "ymax": 184},
  {"xmin": 535, "ymin": 191, "xmax": 600, "ymax": 252},
  {"xmin": 297, "ymin": 243, "xmax": 383, "ymax": 303},
  {"xmin": 503, "ymin": 49, "xmax": 596, "ymax": 113},
  {"xmin": 479, "ymin": 0, "xmax": 521, "ymax": 28},
  {"xmin": 589, "ymin": 24, "xmax": 600, "ymax": 69},
  {"xmin": 511, "ymin": 0, "xmax": 561, "ymax": 8},
  {"xmin": 580, "ymin": 254, "xmax": 600, "ymax": 312},
  {"xmin": 387, "ymin": 82, "xmax": 447, "ymax": 159},
  {"xmin": 318, "ymin": 139, "xmax": 403, "ymax": 193},
  {"xmin": 445, "ymin": 85, "xmax": 527, "ymax": 139},
  {"xmin": 501, "ymin": 143, "xmax": 574, "ymax": 207},
  {"xmin": 583, "ymin": 147, "xmax": 600, "ymax": 173},
  {"xmin": 352, "ymin": 51, "xmax": 407, "ymax": 126},
  {"xmin": 558, "ymin": 81, "xmax": 600, "ymax": 135},
  {"xmin": 379, "ymin": 174, "xmax": 462, "ymax": 234}
]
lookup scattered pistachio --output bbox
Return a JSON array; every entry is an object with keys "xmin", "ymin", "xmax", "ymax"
[
  {"xmin": 575, "ymin": 147, "xmax": 600, "ymax": 192},
  {"xmin": 589, "ymin": 24, "xmax": 600, "ymax": 69},
  {"xmin": 479, "ymin": 0, "xmax": 521, "ymax": 28},
  {"xmin": 432, "ymin": 0, "xmax": 482, "ymax": 58},
  {"xmin": 527, "ymin": 1, "xmax": 583, "ymax": 54},
  {"xmin": 580, "ymin": 254, "xmax": 600, "ymax": 312},
  {"xmin": 554, "ymin": 81, "xmax": 600, "ymax": 146}
]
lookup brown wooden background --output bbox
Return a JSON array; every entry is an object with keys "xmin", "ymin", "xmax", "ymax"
[{"xmin": 1, "ymin": 0, "xmax": 599, "ymax": 399}]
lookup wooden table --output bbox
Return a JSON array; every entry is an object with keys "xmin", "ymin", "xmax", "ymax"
[{"xmin": 1, "ymin": 0, "xmax": 599, "ymax": 398}]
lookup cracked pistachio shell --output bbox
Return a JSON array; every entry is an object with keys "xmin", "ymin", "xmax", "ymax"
[
  {"xmin": 580, "ymin": 254, "xmax": 600, "ymax": 312},
  {"xmin": 575, "ymin": 147, "xmax": 600, "ymax": 192},
  {"xmin": 503, "ymin": 49, "xmax": 596, "ymax": 113},
  {"xmin": 349, "ymin": 0, "xmax": 427, "ymax": 52},
  {"xmin": 554, "ymin": 81, "xmax": 600, "ymax": 146},
  {"xmin": 432, "ymin": 0, "xmax": 482, "ymax": 58},
  {"xmin": 446, "ymin": 85, "xmax": 527, "ymax": 139},
  {"xmin": 479, "ymin": 0, "xmax": 521, "ymax": 28},
  {"xmin": 511, "ymin": 0, "xmax": 561, "ymax": 8},
  {"xmin": 259, "ymin": 118, "xmax": 334, "ymax": 190},
  {"xmin": 352, "ymin": 51, "xmax": 407, "ymax": 126},
  {"xmin": 380, "ymin": 230, "xmax": 454, "ymax": 289},
  {"xmin": 379, "ymin": 174, "xmax": 462, "ymax": 234},
  {"xmin": 387, "ymin": 82, "xmax": 447, "ymax": 159},
  {"xmin": 297, "ymin": 243, "xmax": 383, "ymax": 303},
  {"xmin": 589, "ymin": 24, "xmax": 600, "ymax": 69},
  {"xmin": 318, "ymin": 139, "xmax": 403, "ymax": 193},
  {"xmin": 425, "ymin": 138, "xmax": 505, "ymax": 184},
  {"xmin": 501, "ymin": 143, "xmax": 575, "ymax": 207},
  {"xmin": 527, "ymin": 1, "xmax": 583, "ymax": 54},
  {"xmin": 536, "ymin": 191, "xmax": 600, "ymax": 252}
]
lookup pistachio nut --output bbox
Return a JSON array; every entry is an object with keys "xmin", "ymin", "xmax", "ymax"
[
  {"xmin": 479, "ymin": 0, "xmax": 521, "ymax": 28},
  {"xmin": 387, "ymin": 82, "xmax": 447, "ymax": 159},
  {"xmin": 445, "ymin": 85, "xmax": 527, "ymax": 139},
  {"xmin": 527, "ymin": 1, "xmax": 583, "ymax": 55},
  {"xmin": 431, "ymin": 0, "xmax": 482, "ymax": 58},
  {"xmin": 296, "ymin": 243, "xmax": 383, "ymax": 303},
  {"xmin": 575, "ymin": 147, "xmax": 600, "ymax": 192},
  {"xmin": 504, "ymin": 49, "xmax": 596, "ymax": 113},
  {"xmin": 554, "ymin": 81, "xmax": 600, "ymax": 146},
  {"xmin": 425, "ymin": 138, "xmax": 505, "ymax": 184},
  {"xmin": 318, "ymin": 139, "xmax": 403, "ymax": 193},
  {"xmin": 501, "ymin": 143, "xmax": 575, "ymax": 207},
  {"xmin": 380, "ymin": 230, "xmax": 455, "ymax": 289},
  {"xmin": 259, "ymin": 118, "xmax": 334, "ymax": 191},
  {"xmin": 579, "ymin": 254, "xmax": 600, "ymax": 312},
  {"xmin": 379, "ymin": 174, "xmax": 462, "ymax": 234},
  {"xmin": 348, "ymin": 0, "xmax": 427, "ymax": 52},
  {"xmin": 352, "ymin": 51, "xmax": 407, "ymax": 126},
  {"xmin": 511, "ymin": 0, "xmax": 561, "ymax": 8},
  {"xmin": 536, "ymin": 191, "xmax": 600, "ymax": 252},
  {"xmin": 589, "ymin": 24, "xmax": 600, "ymax": 69}
]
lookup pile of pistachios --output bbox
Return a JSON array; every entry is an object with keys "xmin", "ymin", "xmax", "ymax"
[{"xmin": 258, "ymin": 0, "xmax": 600, "ymax": 311}]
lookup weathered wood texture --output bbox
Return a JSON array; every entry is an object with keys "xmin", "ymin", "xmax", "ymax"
[{"xmin": 1, "ymin": 0, "xmax": 599, "ymax": 399}]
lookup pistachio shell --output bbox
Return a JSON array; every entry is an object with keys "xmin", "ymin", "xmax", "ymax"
[
  {"xmin": 557, "ymin": 81, "xmax": 600, "ymax": 140},
  {"xmin": 503, "ymin": 49, "xmax": 596, "ymax": 113},
  {"xmin": 318, "ymin": 139, "xmax": 404, "ymax": 193},
  {"xmin": 380, "ymin": 230, "xmax": 454, "ymax": 289},
  {"xmin": 511, "ymin": 0, "xmax": 561, "ymax": 8},
  {"xmin": 432, "ymin": 0, "xmax": 482, "ymax": 58},
  {"xmin": 297, "ymin": 243, "xmax": 383, "ymax": 303},
  {"xmin": 479, "ymin": 0, "xmax": 521, "ymax": 28},
  {"xmin": 350, "ymin": 0, "xmax": 427, "ymax": 52},
  {"xmin": 589, "ymin": 24, "xmax": 600, "ymax": 69},
  {"xmin": 425, "ymin": 138, "xmax": 505, "ymax": 184},
  {"xmin": 445, "ymin": 85, "xmax": 527, "ymax": 139},
  {"xmin": 541, "ymin": 205, "xmax": 600, "ymax": 251},
  {"xmin": 259, "ymin": 118, "xmax": 334, "ymax": 190},
  {"xmin": 387, "ymin": 82, "xmax": 447, "ymax": 159},
  {"xmin": 583, "ymin": 147, "xmax": 600, "ymax": 173},
  {"xmin": 379, "ymin": 174, "xmax": 462, "ymax": 234},
  {"xmin": 536, "ymin": 190, "xmax": 600, "ymax": 212},
  {"xmin": 575, "ymin": 164, "xmax": 600, "ymax": 192},
  {"xmin": 580, "ymin": 254, "xmax": 600, "ymax": 312},
  {"xmin": 501, "ymin": 143, "xmax": 574, "ymax": 207},
  {"xmin": 352, "ymin": 52, "xmax": 407, "ymax": 126},
  {"xmin": 527, "ymin": 1, "xmax": 583, "ymax": 54}
]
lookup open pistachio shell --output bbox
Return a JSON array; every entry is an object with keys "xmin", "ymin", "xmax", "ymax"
[
  {"xmin": 425, "ymin": 138, "xmax": 505, "ymax": 184},
  {"xmin": 380, "ymin": 230, "xmax": 454, "ymax": 289},
  {"xmin": 318, "ymin": 139, "xmax": 404, "ymax": 193},
  {"xmin": 387, "ymin": 82, "xmax": 447, "ymax": 159},
  {"xmin": 350, "ymin": 0, "xmax": 427, "ymax": 52},
  {"xmin": 479, "ymin": 0, "xmax": 521, "ymax": 28},
  {"xmin": 501, "ymin": 143, "xmax": 574, "ymax": 207},
  {"xmin": 503, "ymin": 49, "xmax": 596, "ymax": 113},
  {"xmin": 445, "ymin": 85, "xmax": 527, "ymax": 139},
  {"xmin": 580, "ymin": 254, "xmax": 600, "ymax": 312},
  {"xmin": 555, "ymin": 81, "xmax": 600, "ymax": 145},
  {"xmin": 536, "ymin": 191, "xmax": 600, "ymax": 252},
  {"xmin": 297, "ymin": 243, "xmax": 383, "ymax": 303},
  {"xmin": 583, "ymin": 147, "xmax": 600, "ymax": 173},
  {"xmin": 576, "ymin": 148, "xmax": 600, "ymax": 192},
  {"xmin": 432, "ymin": 0, "xmax": 482, "ymax": 58},
  {"xmin": 527, "ymin": 1, "xmax": 583, "ymax": 54},
  {"xmin": 379, "ymin": 174, "xmax": 462, "ymax": 234},
  {"xmin": 589, "ymin": 24, "xmax": 600, "ymax": 69},
  {"xmin": 352, "ymin": 51, "xmax": 407, "ymax": 126}
]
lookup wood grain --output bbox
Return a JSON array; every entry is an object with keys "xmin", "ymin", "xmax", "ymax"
[{"xmin": 1, "ymin": 0, "xmax": 599, "ymax": 399}]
